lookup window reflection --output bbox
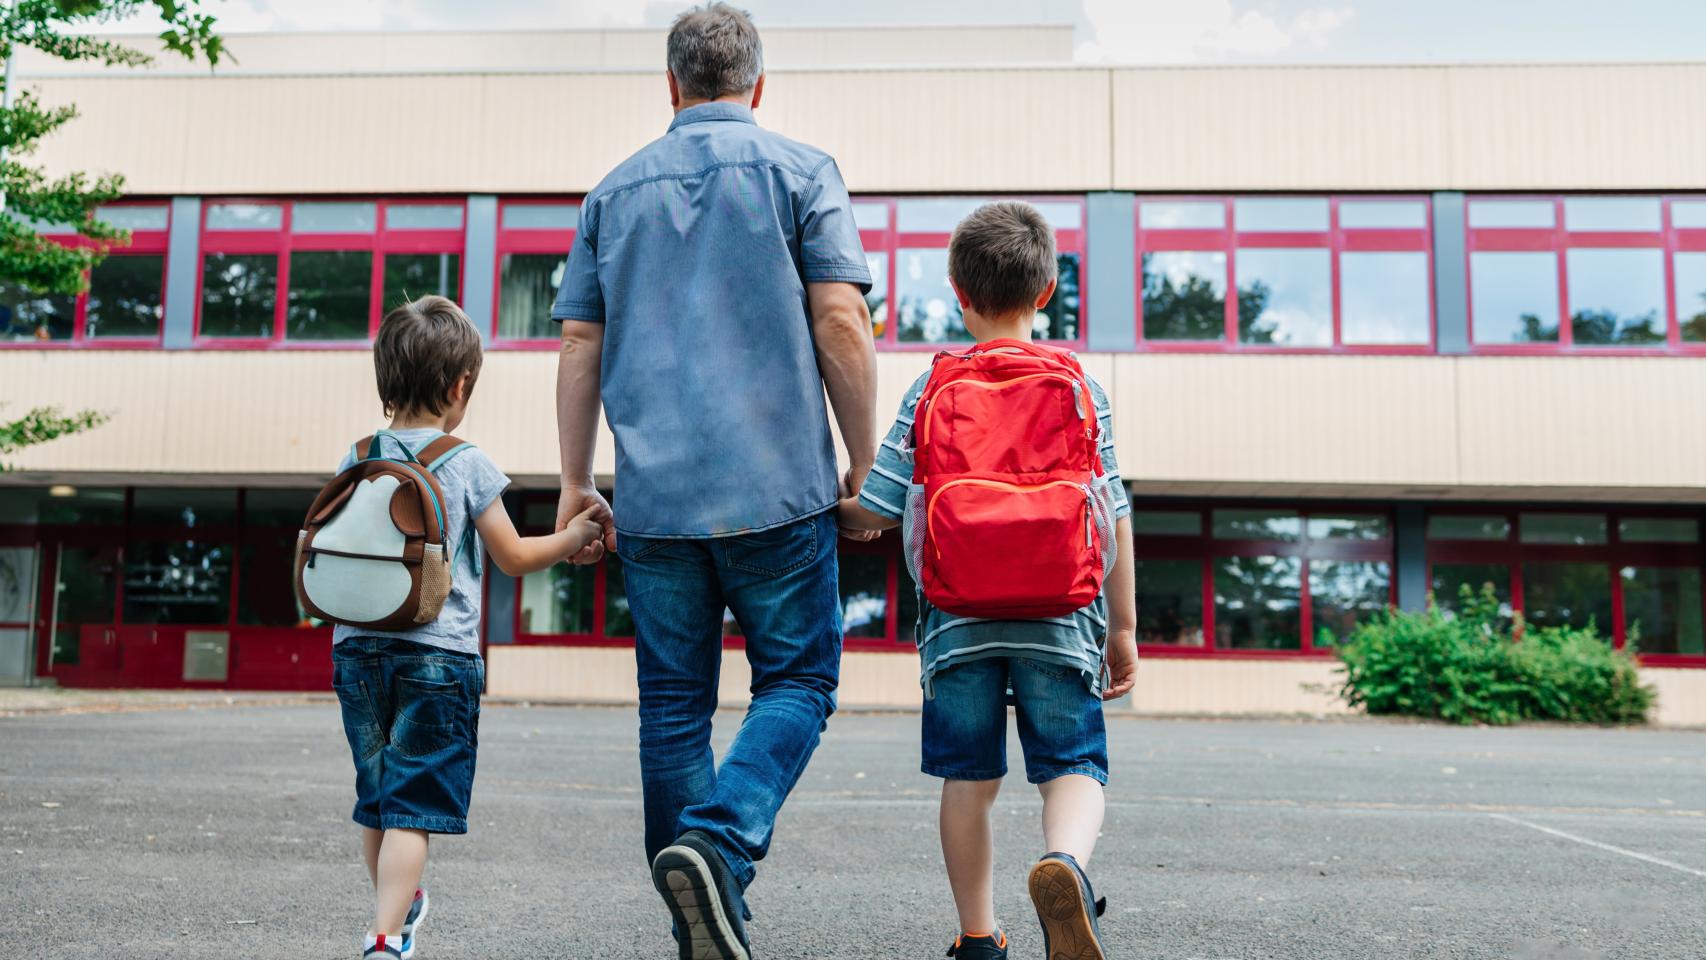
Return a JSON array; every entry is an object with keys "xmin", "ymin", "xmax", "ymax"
[
  {"xmin": 1140, "ymin": 201, "xmax": 1224, "ymax": 230},
  {"xmin": 1310, "ymin": 560, "xmax": 1390, "ymax": 646},
  {"xmin": 1307, "ymin": 515, "xmax": 1388, "ymax": 541},
  {"xmin": 87, "ymin": 256, "xmax": 164, "ymax": 339},
  {"xmin": 1565, "ymin": 248, "xmax": 1665, "ymax": 346},
  {"xmin": 123, "ymin": 540, "xmax": 233, "ymax": 626},
  {"xmin": 1212, "ymin": 510, "xmax": 1301, "ymax": 541},
  {"xmin": 864, "ymin": 253, "xmax": 888, "ymax": 337},
  {"xmin": 1675, "ymin": 253, "xmax": 1706, "ymax": 343},
  {"xmin": 1519, "ymin": 513, "xmax": 1607, "ymax": 546},
  {"xmin": 0, "ymin": 282, "xmax": 76, "ymax": 341},
  {"xmin": 1522, "ymin": 562, "xmax": 1613, "ymax": 634},
  {"xmin": 1431, "ymin": 563, "xmax": 1512, "ymax": 622},
  {"xmin": 1470, "ymin": 252, "xmax": 1559, "ymax": 344},
  {"xmin": 1142, "ymin": 251, "xmax": 1225, "ymax": 341},
  {"xmin": 1135, "ymin": 559, "xmax": 1203, "ymax": 646},
  {"xmin": 200, "ymin": 253, "xmax": 278, "ymax": 338},
  {"xmin": 1036, "ymin": 253, "xmax": 1080, "ymax": 341},
  {"xmin": 383, "ymin": 253, "xmax": 460, "ymax": 311},
  {"xmin": 498, "ymin": 253, "xmax": 565, "ymax": 340},
  {"xmin": 1427, "ymin": 515, "xmax": 1510, "ymax": 541},
  {"xmin": 519, "ymin": 563, "xmax": 594, "ymax": 635},
  {"xmin": 1234, "ymin": 248, "xmax": 1331, "ymax": 347},
  {"xmin": 287, "ymin": 251, "xmax": 373, "ymax": 340},
  {"xmin": 1621, "ymin": 566, "xmax": 1705, "ymax": 655},
  {"xmin": 1214, "ymin": 555, "xmax": 1301, "ymax": 649},
  {"xmin": 839, "ymin": 552, "xmax": 888, "ymax": 639},
  {"xmin": 1235, "ymin": 198, "xmax": 1328, "ymax": 232},
  {"xmin": 897, "ymin": 248, "xmax": 967, "ymax": 343},
  {"xmin": 604, "ymin": 554, "xmax": 635, "ymax": 637},
  {"xmin": 1340, "ymin": 252, "xmax": 1430, "ymax": 345}
]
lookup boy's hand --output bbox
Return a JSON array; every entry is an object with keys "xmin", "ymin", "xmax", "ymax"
[
  {"xmin": 558, "ymin": 484, "xmax": 615, "ymax": 563},
  {"xmin": 565, "ymin": 502, "xmax": 611, "ymax": 552},
  {"xmin": 1101, "ymin": 629, "xmax": 1139, "ymax": 702},
  {"xmin": 836, "ymin": 497, "xmax": 882, "ymax": 541}
]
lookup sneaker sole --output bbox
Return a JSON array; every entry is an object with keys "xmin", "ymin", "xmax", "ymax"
[
  {"xmin": 652, "ymin": 845, "xmax": 750, "ymax": 960},
  {"xmin": 1028, "ymin": 859, "xmax": 1106, "ymax": 960}
]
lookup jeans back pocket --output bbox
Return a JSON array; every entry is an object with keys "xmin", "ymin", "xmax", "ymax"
[
  {"xmin": 391, "ymin": 675, "xmax": 462, "ymax": 758},
  {"xmin": 719, "ymin": 517, "xmax": 821, "ymax": 578}
]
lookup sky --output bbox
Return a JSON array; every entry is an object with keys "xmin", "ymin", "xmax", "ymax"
[{"xmin": 96, "ymin": 0, "xmax": 1706, "ymax": 64}]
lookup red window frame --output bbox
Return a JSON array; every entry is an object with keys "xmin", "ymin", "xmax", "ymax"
[
  {"xmin": 489, "ymin": 198, "xmax": 583, "ymax": 348},
  {"xmin": 864, "ymin": 195, "xmax": 1089, "ymax": 352},
  {"xmin": 1134, "ymin": 194, "xmax": 1435, "ymax": 354},
  {"xmin": 1130, "ymin": 501, "xmax": 1398, "ymax": 659},
  {"xmin": 0, "ymin": 201, "xmax": 172, "ymax": 350},
  {"xmin": 193, "ymin": 198, "xmax": 466, "ymax": 349},
  {"xmin": 1425, "ymin": 507, "xmax": 1706, "ymax": 666},
  {"xmin": 1466, "ymin": 194, "xmax": 1706, "ymax": 354}
]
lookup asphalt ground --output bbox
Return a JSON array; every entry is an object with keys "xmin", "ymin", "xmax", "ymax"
[{"xmin": 1, "ymin": 701, "xmax": 1702, "ymax": 959}]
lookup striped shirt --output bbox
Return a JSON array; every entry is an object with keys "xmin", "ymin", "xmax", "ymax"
[{"xmin": 857, "ymin": 365, "xmax": 1131, "ymax": 697}]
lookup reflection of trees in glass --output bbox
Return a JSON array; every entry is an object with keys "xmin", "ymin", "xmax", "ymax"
[
  {"xmin": 1213, "ymin": 555, "xmax": 1301, "ymax": 649},
  {"xmin": 87, "ymin": 256, "xmax": 164, "ymax": 338},
  {"xmin": 1571, "ymin": 309, "xmax": 1664, "ymax": 346},
  {"xmin": 1212, "ymin": 510, "xmax": 1300, "ymax": 541},
  {"xmin": 1431, "ymin": 564, "xmax": 1513, "ymax": 628},
  {"xmin": 1682, "ymin": 293, "xmax": 1706, "ymax": 342},
  {"xmin": 519, "ymin": 563, "xmax": 592, "ymax": 635},
  {"xmin": 0, "ymin": 282, "xmax": 77, "ymax": 341},
  {"xmin": 288, "ymin": 251, "xmax": 372, "ymax": 340},
  {"xmin": 1620, "ymin": 566, "xmax": 1704, "ymax": 655},
  {"xmin": 1234, "ymin": 280, "xmax": 1276, "ymax": 344},
  {"xmin": 383, "ymin": 253, "xmax": 459, "ymax": 312},
  {"xmin": 1134, "ymin": 559, "xmax": 1203, "ymax": 645},
  {"xmin": 1515, "ymin": 312, "xmax": 1559, "ymax": 343},
  {"xmin": 200, "ymin": 253, "xmax": 278, "ymax": 337},
  {"xmin": 1521, "ymin": 562, "xmax": 1612, "ymax": 633},
  {"xmin": 1035, "ymin": 254, "xmax": 1080, "ymax": 341},
  {"xmin": 898, "ymin": 250, "xmax": 1077, "ymax": 343},
  {"xmin": 1141, "ymin": 256, "xmax": 1222, "ymax": 340},
  {"xmin": 1311, "ymin": 560, "xmax": 1390, "ymax": 646}
]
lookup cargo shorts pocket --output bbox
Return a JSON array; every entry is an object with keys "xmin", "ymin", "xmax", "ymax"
[
  {"xmin": 391, "ymin": 676, "xmax": 461, "ymax": 758},
  {"xmin": 333, "ymin": 681, "xmax": 385, "ymax": 762}
]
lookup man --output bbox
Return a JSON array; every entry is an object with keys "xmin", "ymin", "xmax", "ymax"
[{"xmin": 549, "ymin": 4, "xmax": 877, "ymax": 959}]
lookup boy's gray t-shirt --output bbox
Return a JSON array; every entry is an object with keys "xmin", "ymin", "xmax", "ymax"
[{"xmin": 330, "ymin": 428, "xmax": 511, "ymax": 657}]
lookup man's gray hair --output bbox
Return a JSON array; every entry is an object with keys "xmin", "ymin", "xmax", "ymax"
[{"xmin": 667, "ymin": 3, "xmax": 764, "ymax": 101}]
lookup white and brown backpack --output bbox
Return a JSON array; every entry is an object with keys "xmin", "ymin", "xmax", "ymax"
[{"xmin": 294, "ymin": 431, "xmax": 474, "ymax": 630}]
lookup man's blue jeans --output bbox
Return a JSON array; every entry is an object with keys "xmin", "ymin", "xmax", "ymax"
[{"xmin": 617, "ymin": 509, "xmax": 842, "ymax": 895}]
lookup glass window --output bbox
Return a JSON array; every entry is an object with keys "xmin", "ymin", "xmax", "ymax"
[
  {"xmin": 1340, "ymin": 252, "xmax": 1430, "ymax": 345},
  {"xmin": 4, "ymin": 487, "xmax": 126, "ymax": 525},
  {"xmin": 1213, "ymin": 555, "xmax": 1301, "ymax": 649},
  {"xmin": 1338, "ymin": 200, "xmax": 1427, "ymax": 229},
  {"xmin": 122, "ymin": 539, "xmax": 233, "ymax": 625},
  {"xmin": 898, "ymin": 198, "xmax": 1079, "ymax": 233},
  {"xmin": 383, "ymin": 253, "xmax": 460, "ymax": 311},
  {"xmin": 897, "ymin": 558, "xmax": 920, "ymax": 644},
  {"xmin": 1621, "ymin": 566, "xmax": 1704, "ymax": 655},
  {"xmin": 291, "ymin": 202, "xmax": 376, "ymax": 233},
  {"xmin": 1235, "ymin": 248, "xmax": 1331, "ymax": 347},
  {"xmin": 1213, "ymin": 510, "xmax": 1302, "ymax": 541},
  {"xmin": 1673, "ymin": 200, "xmax": 1706, "ymax": 229},
  {"xmin": 1522, "ymin": 562, "xmax": 1613, "ymax": 634},
  {"xmin": 1034, "ymin": 253, "xmax": 1080, "ymax": 341},
  {"xmin": 1132, "ymin": 510, "xmax": 1202, "ymax": 536},
  {"xmin": 852, "ymin": 202, "xmax": 889, "ymax": 232},
  {"xmin": 604, "ymin": 555, "xmax": 635, "ymax": 637},
  {"xmin": 243, "ymin": 489, "xmax": 314, "ymax": 527},
  {"xmin": 0, "ymin": 282, "xmax": 76, "ymax": 341},
  {"xmin": 286, "ymin": 251, "xmax": 373, "ymax": 340},
  {"xmin": 1675, "ymin": 253, "xmax": 1706, "ymax": 343},
  {"xmin": 1310, "ymin": 560, "xmax": 1391, "ymax": 645},
  {"xmin": 1563, "ymin": 197, "xmax": 1661, "ymax": 232},
  {"xmin": 95, "ymin": 205, "xmax": 170, "ymax": 232},
  {"xmin": 897, "ymin": 248, "xmax": 967, "ymax": 343},
  {"xmin": 1135, "ymin": 559, "xmax": 1204, "ymax": 645},
  {"xmin": 1566, "ymin": 249, "xmax": 1666, "ymax": 346},
  {"xmin": 518, "ymin": 564, "xmax": 594, "ymax": 635},
  {"xmin": 1619, "ymin": 518, "xmax": 1699, "ymax": 544},
  {"xmin": 50, "ymin": 546, "xmax": 120, "ymax": 665},
  {"xmin": 1140, "ymin": 201, "xmax": 1224, "ymax": 230},
  {"xmin": 0, "ymin": 547, "xmax": 34, "ymax": 622},
  {"xmin": 1427, "ymin": 515, "xmax": 1510, "ymax": 541},
  {"xmin": 1234, "ymin": 198, "xmax": 1328, "ymax": 232},
  {"xmin": 839, "ymin": 552, "xmax": 888, "ymax": 639},
  {"xmin": 206, "ymin": 203, "xmax": 283, "ymax": 231},
  {"xmin": 237, "ymin": 529, "xmax": 308, "ymax": 627},
  {"xmin": 1142, "ymin": 251, "xmax": 1226, "ymax": 341},
  {"xmin": 864, "ymin": 252, "xmax": 888, "ymax": 337},
  {"xmin": 1468, "ymin": 200, "xmax": 1555, "ymax": 229},
  {"xmin": 200, "ymin": 253, "xmax": 278, "ymax": 338},
  {"xmin": 501, "ymin": 204, "xmax": 579, "ymax": 230},
  {"xmin": 385, "ymin": 204, "xmax": 463, "ymax": 231},
  {"xmin": 1431, "ymin": 563, "xmax": 1512, "ymax": 619},
  {"xmin": 86, "ymin": 256, "xmax": 164, "ymax": 338},
  {"xmin": 498, "ymin": 253, "xmax": 564, "ymax": 340},
  {"xmin": 1307, "ymin": 515, "xmax": 1388, "ymax": 541},
  {"xmin": 1469, "ymin": 252, "xmax": 1560, "ymax": 344},
  {"xmin": 1520, "ymin": 513, "xmax": 1607, "ymax": 546},
  {"xmin": 133, "ymin": 489, "xmax": 238, "ymax": 527}
]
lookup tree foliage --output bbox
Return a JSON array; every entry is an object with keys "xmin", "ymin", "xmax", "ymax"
[{"xmin": 0, "ymin": 404, "xmax": 107, "ymax": 469}]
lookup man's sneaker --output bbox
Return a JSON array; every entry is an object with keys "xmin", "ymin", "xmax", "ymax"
[
  {"xmin": 362, "ymin": 933, "xmax": 410, "ymax": 959},
  {"xmin": 1027, "ymin": 852, "xmax": 1108, "ymax": 960},
  {"xmin": 945, "ymin": 930, "xmax": 1008, "ymax": 958},
  {"xmin": 651, "ymin": 830, "xmax": 751, "ymax": 960},
  {"xmin": 402, "ymin": 888, "xmax": 430, "ymax": 942}
]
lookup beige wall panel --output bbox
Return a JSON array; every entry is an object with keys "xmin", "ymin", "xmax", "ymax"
[
  {"xmin": 468, "ymin": 74, "xmax": 671, "ymax": 193},
  {"xmin": 1118, "ymin": 658, "xmax": 1350, "ymax": 716},
  {"xmin": 1108, "ymin": 355, "xmax": 1460, "ymax": 487},
  {"xmin": 1444, "ymin": 65, "xmax": 1706, "ymax": 189},
  {"xmin": 1111, "ymin": 67, "xmax": 1451, "ymax": 190},
  {"xmin": 1643, "ymin": 668, "xmax": 1706, "ymax": 728},
  {"xmin": 761, "ymin": 70, "xmax": 1112, "ymax": 192}
]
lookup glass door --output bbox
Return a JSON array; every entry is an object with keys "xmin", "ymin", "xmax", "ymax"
[
  {"xmin": 37, "ymin": 541, "xmax": 122, "ymax": 682},
  {"xmin": 0, "ymin": 545, "xmax": 38, "ymax": 685}
]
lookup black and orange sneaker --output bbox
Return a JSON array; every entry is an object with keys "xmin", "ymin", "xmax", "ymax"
[
  {"xmin": 946, "ymin": 930, "xmax": 1008, "ymax": 959},
  {"xmin": 1028, "ymin": 853, "xmax": 1108, "ymax": 960}
]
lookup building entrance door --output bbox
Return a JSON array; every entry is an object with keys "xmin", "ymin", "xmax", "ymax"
[
  {"xmin": 0, "ymin": 545, "xmax": 39, "ymax": 685},
  {"xmin": 35, "ymin": 539, "xmax": 123, "ymax": 686}
]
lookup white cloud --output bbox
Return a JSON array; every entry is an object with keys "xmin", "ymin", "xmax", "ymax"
[{"xmin": 1076, "ymin": 0, "xmax": 1356, "ymax": 63}]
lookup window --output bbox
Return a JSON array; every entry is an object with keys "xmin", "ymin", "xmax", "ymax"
[
  {"xmin": 1467, "ymin": 195, "xmax": 1706, "ymax": 351},
  {"xmin": 872, "ymin": 196, "xmax": 1085, "ymax": 347},
  {"xmin": 1135, "ymin": 196, "xmax": 1433, "ymax": 351},
  {"xmin": 1621, "ymin": 566, "xmax": 1705, "ymax": 655},
  {"xmin": 838, "ymin": 550, "xmax": 890, "ymax": 639},
  {"xmin": 1133, "ymin": 504, "xmax": 1394, "ymax": 653},
  {"xmin": 0, "ymin": 203, "xmax": 170, "ymax": 346},
  {"xmin": 198, "ymin": 199, "xmax": 464, "ymax": 345},
  {"xmin": 494, "ymin": 201, "xmax": 578, "ymax": 342}
]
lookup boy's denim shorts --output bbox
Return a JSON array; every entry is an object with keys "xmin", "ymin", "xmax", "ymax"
[
  {"xmin": 332, "ymin": 636, "xmax": 483, "ymax": 834},
  {"xmin": 921, "ymin": 656, "xmax": 1108, "ymax": 785}
]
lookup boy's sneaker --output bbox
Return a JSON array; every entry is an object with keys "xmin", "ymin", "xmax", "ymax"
[
  {"xmin": 1027, "ymin": 852, "xmax": 1108, "ymax": 960},
  {"xmin": 402, "ymin": 888, "xmax": 430, "ymax": 942},
  {"xmin": 362, "ymin": 933, "xmax": 409, "ymax": 959},
  {"xmin": 946, "ymin": 930, "xmax": 1008, "ymax": 958},
  {"xmin": 651, "ymin": 830, "xmax": 751, "ymax": 960}
]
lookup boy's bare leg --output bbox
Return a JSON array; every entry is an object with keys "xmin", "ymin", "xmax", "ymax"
[
  {"xmin": 374, "ymin": 828, "xmax": 429, "ymax": 937},
  {"xmin": 940, "ymin": 778, "xmax": 1004, "ymax": 934},
  {"xmin": 1038, "ymin": 774, "xmax": 1105, "ymax": 864},
  {"xmin": 360, "ymin": 826, "xmax": 383, "ymax": 889}
]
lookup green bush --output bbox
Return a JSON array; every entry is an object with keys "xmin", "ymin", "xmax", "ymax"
[{"xmin": 1337, "ymin": 584, "xmax": 1654, "ymax": 726}]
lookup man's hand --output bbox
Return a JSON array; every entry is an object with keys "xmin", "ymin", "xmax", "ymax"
[
  {"xmin": 557, "ymin": 484, "xmax": 616, "ymax": 564},
  {"xmin": 1101, "ymin": 629, "xmax": 1139, "ymax": 702},
  {"xmin": 837, "ymin": 464, "xmax": 881, "ymax": 540}
]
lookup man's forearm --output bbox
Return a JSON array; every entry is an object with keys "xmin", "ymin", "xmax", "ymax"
[
  {"xmin": 810, "ymin": 286, "xmax": 879, "ymax": 475},
  {"xmin": 557, "ymin": 322, "xmax": 604, "ymax": 486}
]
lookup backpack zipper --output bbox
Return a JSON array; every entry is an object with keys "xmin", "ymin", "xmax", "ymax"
[{"xmin": 918, "ymin": 373, "xmax": 1090, "ymax": 450}]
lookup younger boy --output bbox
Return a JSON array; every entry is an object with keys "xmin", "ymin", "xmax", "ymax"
[
  {"xmin": 329, "ymin": 296, "xmax": 610, "ymax": 959},
  {"xmin": 838, "ymin": 203, "xmax": 1138, "ymax": 960}
]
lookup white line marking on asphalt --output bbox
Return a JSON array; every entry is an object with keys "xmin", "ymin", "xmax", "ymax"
[{"xmin": 1489, "ymin": 813, "xmax": 1706, "ymax": 879}]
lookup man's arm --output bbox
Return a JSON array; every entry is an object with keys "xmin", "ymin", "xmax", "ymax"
[
  {"xmin": 556, "ymin": 320, "xmax": 616, "ymax": 562},
  {"xmin": 808, "ymin": 280, "xmax": 878, "ymax": 499}
]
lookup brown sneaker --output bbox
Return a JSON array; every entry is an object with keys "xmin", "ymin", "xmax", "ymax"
[{"xmin": 1027, "ymin": 852, "xmax": 1108, "ymax": 960}]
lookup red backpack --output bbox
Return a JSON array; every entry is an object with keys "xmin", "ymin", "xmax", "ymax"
[{"xmin": 905, "ymin": 339, "xmax": 1117, "ymax": 620}]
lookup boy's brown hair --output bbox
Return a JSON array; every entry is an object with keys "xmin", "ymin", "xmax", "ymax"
[
  {"xmin": 948, "ymin": 201, "xmax": 1059, "ymax": 319},
  {"xmin": 373, "ymin": 295, "xmax": 484, "ymax": 419}
]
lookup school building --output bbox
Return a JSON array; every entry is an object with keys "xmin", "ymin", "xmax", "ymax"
[{"xmin": 2, "ymin": 27, "xmax": 1705, "ymax": 724}]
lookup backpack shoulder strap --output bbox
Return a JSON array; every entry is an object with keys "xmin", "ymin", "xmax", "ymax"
[
  {"xmin": 353, "ymin": 435, "xmax": 378, "ymax": 461},
  {"xmin": 418, "ymin": 434, "xmax": 475, "ymax": 473}
]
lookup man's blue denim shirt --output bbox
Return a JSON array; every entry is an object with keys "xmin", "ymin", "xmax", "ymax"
[{"xmin": 552, "ymin": 102, "xmax": 872, "ymax": 538}]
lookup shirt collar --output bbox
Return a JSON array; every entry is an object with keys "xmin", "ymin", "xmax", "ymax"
[{"xmin": 667, "ymin": 101, "xmax": 756, "ymax": 132}]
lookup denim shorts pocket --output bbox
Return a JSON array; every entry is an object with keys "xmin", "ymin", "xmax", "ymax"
[
  {"xmin": 333, "ymin": 681, "xmax": 384, "ymax": 762},
  {"xmin": 721, "ymin": 519, "xmax": 820, "ymax": 578},
  {"xmin": 1014, "ymin": 657, "xmax": 1078, "ymax": 683},
  {"xmin": 391, "ymin": 676, "xmax": 460, "ymax": 758}
]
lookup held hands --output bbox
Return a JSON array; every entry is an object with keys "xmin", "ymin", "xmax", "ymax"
[
  {"xmin": 558, "ymin": 484, "xmax": 617, "ymax": 564},
  {"xmin": 838, "ymin": 461, "xmax": 881, "ymax": 542},
  {"xmin": 1101, "ymin": 629, "xmax": 1139, "ymax": 702},
  {"xmin": 837, "ymin": 497, "xmax": 882, "ymax": 542}
]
